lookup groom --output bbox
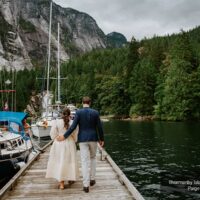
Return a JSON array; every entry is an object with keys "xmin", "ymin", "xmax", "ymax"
[{"xmin": 57, "ymin": 96, "xmax": 104, "ymax": 193}]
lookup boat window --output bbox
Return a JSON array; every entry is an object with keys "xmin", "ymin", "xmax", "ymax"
[
  {"xmin": 0, "ymin": 121, "xmax": 8, "ymax": 126},
  {"xmin": 21, "ymin": 139, "xmax": 24, "ymax": 144},
  {"xmin": 6, "ymin": 141, "xmax": 13, "ymax": 151},
  {"xmin": 12, "ymin": 140, "xmax": 18, "ymax": 148},
  {"xmin": 10, "ymin": 122, "xmax": 20, "ymax": 132},
  {"xmin": 0, "ymin": 121, "xmax": 9, "ymax": 131},
  {"xmin": 17, "ymin": 138, "xmax": 23, "ymax": 146},
  {"xmin": 0, "ymin": 143, "xmax": 6, "ymax": 149}
]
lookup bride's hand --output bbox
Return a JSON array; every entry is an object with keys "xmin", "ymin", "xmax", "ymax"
[
  {"xmin": 99, "ymin": 140, "xmax": 104, "ymax": 147},
  {"xmin": 57, "ymin": 135, "xmax": 65, "ymax": 141}
]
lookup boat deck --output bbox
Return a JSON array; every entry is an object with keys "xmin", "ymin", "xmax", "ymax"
[{"xmin": 0, "ymin": 142, "xmax": 144, "ymax": 200}]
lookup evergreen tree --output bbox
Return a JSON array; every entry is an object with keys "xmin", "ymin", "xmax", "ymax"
[
  {"xmin": 129, "ymin": 58, "xmax": 157, "ymax": 116},
  {"xmin": 126, "ymin": 37, "xmax": 139, "ymax": 77},
  {"xmin": 155, "ymin": 31, "xmax": 200, "ymax": 120}
]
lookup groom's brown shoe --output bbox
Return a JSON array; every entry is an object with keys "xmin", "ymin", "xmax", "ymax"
[
  {"xmin": 90, "ymin": 180, "xmax": 96, "ymax": 186},
  {"xmin": 83, "ymin": 187, "xmax": 89, "ymax": 193},
  {"xmin": 68, "ymin": 181, "xmax": 75, "ymax": 185}
]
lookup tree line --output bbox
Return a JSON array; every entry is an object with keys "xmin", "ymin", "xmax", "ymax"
[{"xmin": 1, "ymin": 26, "xmax": 200, "ymax": 121}]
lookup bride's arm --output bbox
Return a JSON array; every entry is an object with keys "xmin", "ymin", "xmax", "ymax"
[{"xmin": 50, "ymin": 120, "xmax": 58, "ymax": 140}]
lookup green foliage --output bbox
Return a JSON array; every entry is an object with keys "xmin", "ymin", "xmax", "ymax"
[
  {"xmin": 0, "ymin": 69, "xmax": 39, "ymax": 112},
  {"xmin": 59, "ymin": 48, "xmax": 129, "ymax": 115},
  {"xmin": 154, "ymin": 31, "xmax": 200, "ymax": 120},
  {"xmin": 19, "ymin": 17, "xmax": 36, "ymax": 33},
  {"xmin": 129, "ymin": 58, "xmax": 158, "ymax": 116},
  {"xmin": 2, "ymin": 26, "xmax": 200, "ymax": 121},
  {"xmin": 169, "ymin": 31, "xmax": 193, "ymax": 62},
  {"xmin": 125, "ymin": 37, "xmax": 139, "ymax": 77}
]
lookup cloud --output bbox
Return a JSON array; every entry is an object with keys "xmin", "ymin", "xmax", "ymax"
[{"xmin": 54, "ymin": 0, "xmax": 200, "ymax": 41}]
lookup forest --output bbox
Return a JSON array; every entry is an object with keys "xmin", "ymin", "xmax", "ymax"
[{"xmin": 1, "ymin": 26, "xmax": 200, "ymax": 121}]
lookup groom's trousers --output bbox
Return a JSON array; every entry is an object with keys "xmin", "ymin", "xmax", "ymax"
[{"xmin": 79, "ymin": 142, "xmax": 97, "ymax": 187}]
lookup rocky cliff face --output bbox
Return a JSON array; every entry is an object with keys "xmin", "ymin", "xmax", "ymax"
[{"xmin": 0, "ymin": 0, "xmax": 107, "ymax": 70}]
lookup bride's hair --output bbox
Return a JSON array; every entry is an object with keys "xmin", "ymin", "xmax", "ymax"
[{"xmin": 62, "ymin": 108, "xmax": 71, "ymax": 129}]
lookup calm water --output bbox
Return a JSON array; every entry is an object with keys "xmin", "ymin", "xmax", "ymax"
[
  {"xmin": 1, "ymin": 120, "xmax": 200, "ymax": 200},
  {"xmin": 103, "ymin": 120, "xmax": 200, "ymax": 200}
]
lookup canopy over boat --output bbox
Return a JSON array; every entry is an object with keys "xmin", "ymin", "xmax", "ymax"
[{"xmin": 0, "ymin": 112, "xmax": 28, "ymax": 125}]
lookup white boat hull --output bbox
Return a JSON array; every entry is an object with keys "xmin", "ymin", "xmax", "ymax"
[{"xmin": 31, "ymin": 125, "xmax": 51, "ymax": 138}]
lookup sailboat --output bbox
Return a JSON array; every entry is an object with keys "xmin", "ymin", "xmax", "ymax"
[
  {"xmin": 0, "ymin": 111, "xmax": 34, "ymax": 186},
  {"xmin": 31, "ymin": 1, "xmax": 64, "ymax": 138}
]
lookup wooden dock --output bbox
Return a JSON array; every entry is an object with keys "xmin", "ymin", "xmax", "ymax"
[{"xmin": 0, "ymin": 141, "xmax": 144, "ymax": 200}]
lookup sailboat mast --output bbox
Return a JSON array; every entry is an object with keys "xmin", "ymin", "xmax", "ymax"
[
  {"xmin": 45, "ymin": 0, "xmax": 53, "ymax": 115},
  {"xmin": 57, "ymin": 22, "xmax": 61, "ymax": 103},
  {"xmin": 47, "ymin": 1, "xmax": 52, "ymax": 97}
]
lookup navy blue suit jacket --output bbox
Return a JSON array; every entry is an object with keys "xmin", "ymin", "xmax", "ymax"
[{"xmin": 63, "ymin": 107, "xmax": 104, "ymax": 143}]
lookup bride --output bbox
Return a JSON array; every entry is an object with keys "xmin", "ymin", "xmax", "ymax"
[{"xmin": 46, "ymin": 108, "xmax": 79, "ymax": 189}]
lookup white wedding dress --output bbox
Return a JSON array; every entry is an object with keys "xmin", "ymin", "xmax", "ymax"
[{"xmin": 46, "ymin": 119, "xmax": 79, "ymax": 181}]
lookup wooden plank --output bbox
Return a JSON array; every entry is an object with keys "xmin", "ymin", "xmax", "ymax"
[
  {"xmin": 6, "ymin": 193, "xmax": 134, "ymax": 200},
  {"xmin": 1, "ymin": 140, "xmax": 145, "ymax": 200},
  {"xmin": 7, "ymin": 189, "xmax": 130, "ymax": 200},
  {"xmin": 14, "ymin": 179, "xmax": 123, "ymax": 189},
  {"xmin": 98, "ymin": 145, "xmax": 144, "ymax": 200}
]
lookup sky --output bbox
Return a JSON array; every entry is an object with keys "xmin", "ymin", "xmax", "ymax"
[{"xmin": 54, "ymin": 0, "xmax": 200, "ymax": 41}]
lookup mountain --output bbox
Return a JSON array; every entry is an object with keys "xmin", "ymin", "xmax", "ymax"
[
  {"xmin": 0, "ymin": 0, "xmax": 107, "ymax": 70},
  {"xmin": 106, "ymin": 32, "xmax": 127, "ymax": 48}
]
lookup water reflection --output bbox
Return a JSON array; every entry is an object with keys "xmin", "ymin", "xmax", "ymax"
[{"xmin": 103, "ymin": 120, "xmax": 200, "ymax": 200}]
